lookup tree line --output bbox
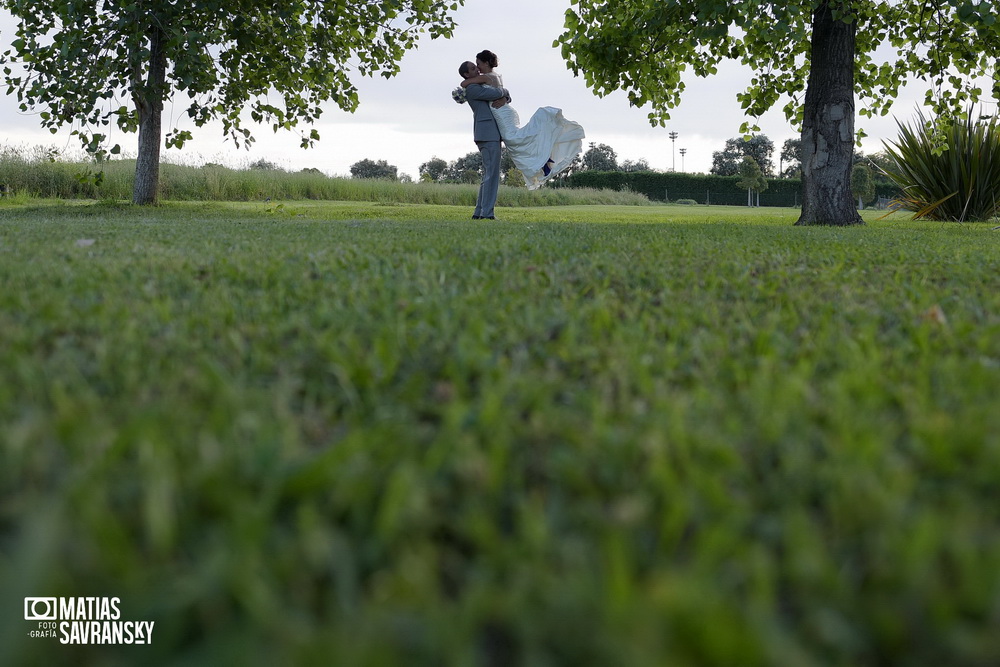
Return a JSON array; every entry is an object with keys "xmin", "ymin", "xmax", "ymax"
[
  {"xmin": 710, "ymin": 134, "xmax": 894, "ymax": 207},
  {"xmin": 356, "ymin": 132, "xmax": 890, "ymax": 209},
  {"xmin": 350, "ymin": 142, "xmax": 652, "ymax": 184}
]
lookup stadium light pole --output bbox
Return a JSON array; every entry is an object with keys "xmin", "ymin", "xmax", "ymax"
[
  {"xmin": 679, "ymin": 148, "xmax": 687, "ymax": 173},
  {"xmin": 668, "ymin": 131, "xmax": 678, "ymax": 172}
]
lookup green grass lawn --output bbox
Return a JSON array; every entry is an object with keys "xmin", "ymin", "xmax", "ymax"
[{"xmin": 2, "ymin": 200, "xmax": 999, "ymax": 666}]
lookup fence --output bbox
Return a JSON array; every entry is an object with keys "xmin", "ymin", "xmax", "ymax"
[
  {"xmin": 666, "ymin": 190, "xmax": 801, "ymax": 207},
  {"xmin": 557, "ymin": 170, "xmax": 902, "ymax": 209}
]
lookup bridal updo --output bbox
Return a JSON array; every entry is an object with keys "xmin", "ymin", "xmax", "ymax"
[{"xmin": 476, "ymin": 50, "xmax": 498, "ymax": 68}]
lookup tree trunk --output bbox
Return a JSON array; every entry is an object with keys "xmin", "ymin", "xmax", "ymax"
[
  {"xmin": 795, "ymin": 1, "xmax": 863, "ymax": 226},
  {"xmin": 132, "ymin": 26, "xmax": 167, "ymax": 205}
]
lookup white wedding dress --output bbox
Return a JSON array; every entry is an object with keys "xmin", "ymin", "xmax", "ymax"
[{"xmin": 483, "ymin": 73, "xmax": 585, "ymax": 190}]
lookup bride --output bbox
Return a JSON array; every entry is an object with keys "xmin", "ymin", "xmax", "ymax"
[{"xmin": 457, "ymin": 50, "xmax": 585, "ymax": 190}]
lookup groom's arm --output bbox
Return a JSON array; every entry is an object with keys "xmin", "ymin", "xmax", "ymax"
[{"xmin": 465, "ymin": 83, "xmax": 510, "ymax": 103}]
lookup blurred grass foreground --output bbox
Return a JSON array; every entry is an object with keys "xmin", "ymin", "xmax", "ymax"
[{"xmin": 1, "ymin": 200, "xmax": 999, "ymax": 666}]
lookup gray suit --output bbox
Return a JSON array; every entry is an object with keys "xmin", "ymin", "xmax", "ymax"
[{"xmin": 465, "ymin": 83, "xmax": 509, "ymax": 218}]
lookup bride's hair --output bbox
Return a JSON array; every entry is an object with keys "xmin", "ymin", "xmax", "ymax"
[{"xmin": 476, "ymin": 50, "xmax": 498, "ymax": 68}]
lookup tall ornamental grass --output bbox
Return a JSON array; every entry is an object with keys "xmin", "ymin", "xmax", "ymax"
[
  {"xmin": 0, "ymin": 145, "xmax": 652, "ymax": 206},
  {"xmin": 880, "ymin": 110, "xmax": 1000, "ymax": 221}
]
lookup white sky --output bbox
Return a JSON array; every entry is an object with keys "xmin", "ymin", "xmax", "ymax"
[{"xmin": 0, "ymin": 1, "xmax": 963, "ymax": 179}]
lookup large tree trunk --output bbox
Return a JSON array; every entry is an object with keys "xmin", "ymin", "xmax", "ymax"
[
  {"xmin": 132, "ymin": 26, "xmax": 167, "ymax": 205},
  {"xmin": 795, "ymin": 1, "xmax": 863, "ymax": 226}
]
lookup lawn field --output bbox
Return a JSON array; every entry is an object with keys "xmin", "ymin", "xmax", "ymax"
[{"xmin": 2, "ymin": 200, "xmax": 999, "ymax": 665}]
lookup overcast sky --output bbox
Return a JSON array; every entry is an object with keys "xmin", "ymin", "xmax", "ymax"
[{"xmin": 0, "ymin": 2, "xmax": 964, "ymax": 179}]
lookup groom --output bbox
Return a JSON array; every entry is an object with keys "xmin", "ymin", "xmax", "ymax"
[{"xmin": 459, "ymin": 61, "xmax": 510, "ymax": 220}]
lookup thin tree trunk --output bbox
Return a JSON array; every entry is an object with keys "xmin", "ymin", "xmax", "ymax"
[
  {"xmin": 132, "ymin": 25, "xmax": 167, "ymax": 205},
  {"xmin": 795, "ymin": 1, "xmax": 863, "ymax": 226}
]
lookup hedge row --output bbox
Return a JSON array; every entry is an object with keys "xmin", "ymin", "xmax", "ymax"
[{"xmin": 557, "ymin": 171, "xmax": 902, "ymax": 207}]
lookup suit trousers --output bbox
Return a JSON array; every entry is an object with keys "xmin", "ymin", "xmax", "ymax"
[{"xmin": 475, "ymin": 140, "xmax": 501, "ymax": 218}]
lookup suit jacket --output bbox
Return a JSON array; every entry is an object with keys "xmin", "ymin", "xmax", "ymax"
[{"xmin": 465, "ymin": 83, "xmax": 510, "ymax": 142}]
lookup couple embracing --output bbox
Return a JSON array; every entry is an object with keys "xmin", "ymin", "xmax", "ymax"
[{"xmin": 455, "ymin": 49, "xmax": 585, "ymax": 220}]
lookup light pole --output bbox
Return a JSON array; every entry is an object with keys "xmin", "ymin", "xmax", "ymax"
[
  {"xmin": 668, "ymin": 131, "xmax": 678, "ymax": 171},
  {"xmin": 679, "ymin": 148, "xmax": 687, "ymax": 173}
]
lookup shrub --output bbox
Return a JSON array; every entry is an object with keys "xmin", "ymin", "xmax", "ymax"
[
  {"xmin": 248, "ymin": 158, "xmax": 281, "ymax": 171},
  {"xmin": 675, "ymin": 198, "xmax": 698, "ymax": 205},
  {"xmin": 880, "ymin": 109, "xmax": 1000, "ymax": 221}
]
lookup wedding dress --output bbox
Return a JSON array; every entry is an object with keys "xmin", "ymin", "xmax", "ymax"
[{"xmin": 483, "ymin": 72, "xmax": 585, "ymax": 190}]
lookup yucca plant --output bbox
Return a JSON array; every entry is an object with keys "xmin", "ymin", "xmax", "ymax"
[{"xmin": 880, "ymin": 109, "xmax": 1000, "ymax": 221}]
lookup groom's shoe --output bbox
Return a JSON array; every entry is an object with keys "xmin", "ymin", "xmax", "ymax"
[{"xmin": 472, "ymin": 215, "xmax": 482, "ymax": 219}]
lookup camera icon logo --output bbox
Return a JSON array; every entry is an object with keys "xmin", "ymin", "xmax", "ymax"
[{"xmin": 24, "ymin": 598, "xmax": 58, "ymax": 621}]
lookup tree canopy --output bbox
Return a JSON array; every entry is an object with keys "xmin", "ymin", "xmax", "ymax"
[
  {"xmin": 711, "ymin": 135, "xmax": 775, "ymax": 177},
  {"xmin": 581, "ymin": 142, "xmax": 619, "ymax": 171},
  {"xmin": 558, "ymin": 0, "xmax": 995, "ymax": 132},
  {"xmin": 1, "ymin": 0, "xmax": 464, "ymax": 203},
  {"xmin": 557, "ymin": 0, "xmax": 1000, "ymax": 225},
  {"xmin": 736, "ymin": 155, "xmax": 768, "ymax": 206},
  {"xmin": 851, "ymin": 162, "xmax": 876, "ymax": 208},
  {"xmin": 350, "ymin": 158, "xmax": 399, "ymax": 180}
]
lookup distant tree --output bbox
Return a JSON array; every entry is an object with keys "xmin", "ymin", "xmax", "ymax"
[
  {"xmin": 500, "ymin": 146, "xmax": 524, "ymax": 185},
  {"xmin": 548, "ymin": 154, "xmax": 584, "ymax": 185},
  {"xmin": 0, "ymin": 1, "xmax": 462, "ymax": 204},
  {"xmin": 736, "ymin": 155, "xmax": 769, "ymax": 206},
  {"xmin": 419, "ymin": 157, "xmax": 448, "ymax": 182},
  {"xmin": 851, "ymin": 163, "xmax": 876, "ymax": 209},
  {"xmin": 711, "ymin": 135, "xmax": 774, "ymax": 177},
  {"xmin": 505, "ymin": 168, "xmax": 526, "ymax": 187},
  {"xmin": 445, "ymin": 152, "xmax": 483, "ymax": 183},
  {"xmin": 582, "ymin": 142, "xmax": 619, "ymax": 171},
  {"xmin": 857, "ymin": 150, "xmax": 896, "ymax": 189},
  {"xmin": 350, "ymin": 159, "xmax": 398, "ymax": 180},
  {"xmin": 621, "ymin": 158, "xmax": 651, "ymax": 172},
  {"xmin": 398, "ymin": 173, "xmax": 414, "ymax": 184},
  {"xmin": 711, "ymin": 142, "xmax": 742, "ymax": 176},
  {"xmin": 300, "ymin": 167, "xmax": 324, "ymax": 175},
  {"xmin": 780, "ymin": 138, "xmax": 803, "ymax": 178},
  {"xmin": 249, "ymin": 158, "xmax": 281, "ymax": 171}
]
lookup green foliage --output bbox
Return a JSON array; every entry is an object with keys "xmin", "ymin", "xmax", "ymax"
[
  {"xmin": 712, "ymin": 135, "xmax": 775, "ymax": 177},
  {"xmin": 2, "ymin": 202, "xmax": 1000, "ymax": 665},
  {"xmin": 419, "ymin": 157, "xmax": 449, "ymax": 182},
  {"xmin": 248, "ymin": 158, "xmax": 281, "ymax": 171},
  {"xmin": 504, "ymin": 168, "xmax": 526, "ymax": 188},
  {"xmin": 621, "ymin": 158, "xmax": 651, "ymax": 172},
  {"xmin": 0, "ymin": 146, "xmax": 652, "ymax": 207},
  {"xmin": 350, "ymin": 158, "xmax": 399, "ymax": 181},
  {"xmin": 582, "ymin": 142, "xmax": 619, "ymax": 171},
  {"xmin": 851, "ymin": 163, "xmax": 877, "ymax": 208},
  {"xmin": 557, "ymin": 1, "xmax": 1000, "ymax": 131},
  {"xmin": 780, "ymin": 138, "xmax": 803, "ymax": 178},
  {"xmin": 444, "ymin": 151, "xmax": 483, "ymax": 183},
  {"xmin": 0, "ymin": 0, "xmax": 464, "ymax": 156},
  {"xmin": 881, "ymin": 110, "xmax": 1000, "ymax": 221},
  {"xmin": 559, "ymin": 169, "xmax": 903, "ymax": 207},
  {"xmin": 736, "ymin": 155, "xmax": 768, "ymax": 195}
]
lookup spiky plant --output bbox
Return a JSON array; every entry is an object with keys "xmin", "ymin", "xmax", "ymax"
[{"xmin": 880, "ymin": 110, "xmax": 1000, "ymax": 221}]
